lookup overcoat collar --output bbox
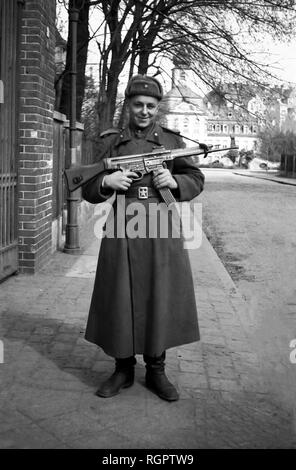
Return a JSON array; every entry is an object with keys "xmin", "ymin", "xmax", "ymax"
[{"xmin": 115, "ymin": 122, "xmax": 165, "ymax": 147}]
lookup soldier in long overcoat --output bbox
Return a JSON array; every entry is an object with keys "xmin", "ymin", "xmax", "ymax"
[{"xmin": 82, "ymin": 75, "xmax": 205, "ymax": 401}]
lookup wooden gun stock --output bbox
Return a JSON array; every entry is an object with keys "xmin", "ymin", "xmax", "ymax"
[{"xmin": 64, "ymin": 160, "xmax": 106, "ymax": 192}]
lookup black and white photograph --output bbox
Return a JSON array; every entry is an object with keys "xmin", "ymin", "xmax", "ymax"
[{"xmin": 1, "ymin": 0, "xmax": 296, "ymax": 455}]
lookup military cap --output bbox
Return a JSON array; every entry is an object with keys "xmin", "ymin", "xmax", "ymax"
[{"xmin": 125, "ymin": 74, "xmax": 163, "ymax": 101}]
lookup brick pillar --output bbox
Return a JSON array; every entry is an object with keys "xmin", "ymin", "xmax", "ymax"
[{"xmin": 18, "ymin": 0, "xmax": 56, "ymax": 273}]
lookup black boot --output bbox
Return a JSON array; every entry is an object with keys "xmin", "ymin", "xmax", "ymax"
[
  {"xmin": 95, "ymin": 356, "xmax": 136, "ymax": 398},
  {"xmin": 144, "ymin": 352, "xmax": 179, "ymax": 402}
]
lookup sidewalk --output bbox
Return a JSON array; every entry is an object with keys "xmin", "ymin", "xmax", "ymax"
[
  {"xmin": 0, "ymin": 212, "xmax": 295, "ymax": 449},
  {"xmin": 233, "ymin": 170, "xmax": 296, "ymax": 186}
]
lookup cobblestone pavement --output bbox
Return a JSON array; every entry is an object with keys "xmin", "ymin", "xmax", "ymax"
[
  {"xmin": 199, "ymin": 169, "xmax": 296, "ymax": 425},
  {"xmin": 0, "ymin": 202, "xmax": 295, "ymax": 449}
]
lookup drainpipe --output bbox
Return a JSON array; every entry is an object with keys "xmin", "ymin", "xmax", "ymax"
[{"xmin": 64, "ymin": 3, "xmax": 80, "ymax": 254}]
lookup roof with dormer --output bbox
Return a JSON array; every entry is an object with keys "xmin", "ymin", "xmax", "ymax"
[
  {"xmin": 164, "ymin": 84, "xmax": 203, "ymax": 101},
  {"xmin": 160, "ymin": 83, "xmax": 205, "ymax": 116}
]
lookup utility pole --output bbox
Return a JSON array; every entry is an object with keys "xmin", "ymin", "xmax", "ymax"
[{"xmin": 64, "ymin": 1, "xmax": 80, "ymax": 254}]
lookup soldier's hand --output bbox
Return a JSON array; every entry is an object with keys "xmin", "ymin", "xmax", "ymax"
[
  {"xmin": 152, "ymin": 168, "xmax": 178, "ymax": 190},
  {"xmin": 102, "ymin": 170, "xmax": 138, "ymax": 191},
  {"xmin": 199, "ymin": 142, "xmax": 209, "ymax": 157}
]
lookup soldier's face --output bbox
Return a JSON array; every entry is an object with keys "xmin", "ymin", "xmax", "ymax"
[{"xmin": 128, "ymin": 95, "xmax": 159, "ymax": 129}]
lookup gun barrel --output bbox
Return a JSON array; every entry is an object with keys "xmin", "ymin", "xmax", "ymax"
[
  {"xmin": 105, "ymin": 149, "xmax": 172, "ymax": 168},
  {"xmin": 107, "ymin": 145, "xmax": 238, "ymax": 165},
  {"xmin": 172, "ymin": 145, "xmax": 239, "ymax": 158}
]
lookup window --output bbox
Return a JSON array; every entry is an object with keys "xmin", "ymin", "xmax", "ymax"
[{"xmin": 223, "ymin": 125, "xmax": 228, "ymax": 133}]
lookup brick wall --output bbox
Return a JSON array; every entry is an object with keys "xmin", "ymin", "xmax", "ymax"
[{"xmin": 18, "ymin": 0, "xmax": 56, "ymax": 273}]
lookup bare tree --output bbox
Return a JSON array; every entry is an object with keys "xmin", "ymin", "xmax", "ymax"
[{"xmin": 57, "ymin": 0, "xmax": 296, "ymax": 131}]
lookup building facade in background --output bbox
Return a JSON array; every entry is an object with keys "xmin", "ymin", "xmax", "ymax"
[
  {"xmin": 160, "ymin": 66, "xmax": 207, "ymax": 144},
  {"xmin": 160, "ymin": 64, "xmax": 296, "ymax": 153}
]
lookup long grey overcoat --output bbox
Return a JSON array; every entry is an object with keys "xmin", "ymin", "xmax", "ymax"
[{"xmin": 82, "ymin": 123, "xmax": 205, "ymax": 358}]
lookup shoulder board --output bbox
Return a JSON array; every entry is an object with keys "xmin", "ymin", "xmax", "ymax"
[
  {"xmin": 100, "ymin": 128, "xmax": 120, "ymax": 138},
  {"xmin": 160, "ymin": 126, "xmax": 181, "ymax": 135}
]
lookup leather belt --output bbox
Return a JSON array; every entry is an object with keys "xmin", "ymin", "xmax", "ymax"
[{"xmin": 118, "ymin": 186, "xmax": 159, "ymax": 199}]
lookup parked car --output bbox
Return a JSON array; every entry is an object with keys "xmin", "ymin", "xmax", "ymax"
[
  {"xmin": 248, "ymin": 157, "xmax": 280, "ymax": 171},
  {"xmin": 220, "ymin": 156, "xmax": 234, "ymax": 168}
]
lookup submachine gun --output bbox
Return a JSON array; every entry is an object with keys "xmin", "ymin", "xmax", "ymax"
[{"xmin": 64, "ymin": 145, "xmax": 238, "ymax": 205}]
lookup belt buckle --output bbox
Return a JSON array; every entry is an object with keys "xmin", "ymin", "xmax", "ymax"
[{"xmin": 138, "ymin": 186, "xmax": 148, "ymax": 199}]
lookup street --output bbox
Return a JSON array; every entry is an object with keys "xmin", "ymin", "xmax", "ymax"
[{"xmin": 199, "ymin": 169, "xmax": 296, "ymax": 412}]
